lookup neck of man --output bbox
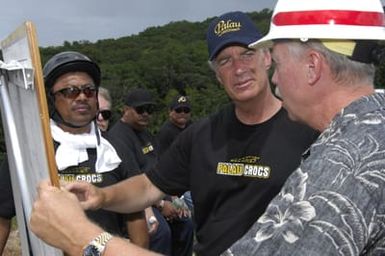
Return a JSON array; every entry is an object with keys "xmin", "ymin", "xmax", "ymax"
[
  {"xmin": 309, "ymin": 83, "xmax": 375, "ymax": 132},
  {"xmin": 58, "ymin": 122, "xmax": 92, "ymax": 134},
  {"xmin": 171, "ymin": 119, "xmax": 187, "ymax": 129},
  {"xmin": 235, "ymin": 91, "xmax": 282, "ymax": 125}
]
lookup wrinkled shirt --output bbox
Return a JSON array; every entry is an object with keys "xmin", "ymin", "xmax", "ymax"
[{"xmin": 224, "ymin": 93, "xmax": 385, "ymax": 256}]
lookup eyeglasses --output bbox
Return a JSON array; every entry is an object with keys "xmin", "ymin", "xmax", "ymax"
[
  {"xmin": 174, "ymin": 107, "xmax": 191, "ymax": 114},
  {"xmin": 52, "ymin": 85, "xmax": 97, "ymax": 99},
  {"xmin": 97, "ymin": 110, "xmax": 112, "ymax": 120},
  {"xmin": 134, "ymin": 105, "xmax": 155, "ymax": 115}
]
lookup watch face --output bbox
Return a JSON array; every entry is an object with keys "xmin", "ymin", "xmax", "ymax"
[{"xmin": 83, "ymin": 245, "xmax": 101, "ymax": 256}]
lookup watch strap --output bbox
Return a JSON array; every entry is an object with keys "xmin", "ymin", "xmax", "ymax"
[{"xmin": 85, "ymin": 231, "xmax": 113, "ymax": 255}]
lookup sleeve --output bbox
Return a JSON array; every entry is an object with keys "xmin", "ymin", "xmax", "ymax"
[
  {"xmin": 146, "ymin": 128, "xmax": 192, "ymax": 196},
  {"xmin": 0, "ymin": 158, "xmax": 16, "ymax": 219},
  {"xmin": 112, "ymin": 140, "xmax": 143, "ymax": 179}
]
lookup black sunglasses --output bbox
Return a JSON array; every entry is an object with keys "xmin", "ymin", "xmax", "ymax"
[
  {"xmin": 134, "ymin": 105, "xmax": 155, "ymax": 115},
  {"xmin": 98, "ymin": 110, "xmax": 112, "ymax": 120},
  {"xmin": 174, "ymin": 107, "xmax": 191, "ymax": 114},
  {"xmin": 53, "ymin": 85, "xmax": 97, "ymax": 99}
]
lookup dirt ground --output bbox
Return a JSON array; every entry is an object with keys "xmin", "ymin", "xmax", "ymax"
[{"xmin": 3, "ymin": 228, "xmax": 21, "ymax": 256}]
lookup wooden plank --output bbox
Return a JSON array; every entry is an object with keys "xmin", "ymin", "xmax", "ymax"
[{"xmin": 0, "ymin": 21, "xmax": 62, "ymax": 255}]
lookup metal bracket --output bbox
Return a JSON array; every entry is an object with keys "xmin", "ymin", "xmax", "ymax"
[{"xmin": 0, "ymin": 60, "xmax": 34, "ymax": 90}]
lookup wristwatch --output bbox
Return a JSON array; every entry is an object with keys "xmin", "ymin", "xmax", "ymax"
[{"xmin": 82, "ymin": 232, "xmax": 113, "ymax": 256}]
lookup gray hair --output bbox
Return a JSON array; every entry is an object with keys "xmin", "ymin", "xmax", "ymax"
[
  {"xmin": 207, "ymin": 47, "xmax": 270, "ymax": 72},
  {"xmin": 284, "ymin": 40, "xmax": 375, "ymax": 86},
  {"xmin": 98, "ymin": 86, "xmax": 112, "ymax": 106}
]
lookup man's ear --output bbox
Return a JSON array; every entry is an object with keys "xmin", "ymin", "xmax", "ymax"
[
  {"xmin": 307, "ymin": 50, "xmax": 322, "ymax": 85},
  {"xmin": 263, "ymin": 49, "xmax": 272, "ymax": 70},
  {"xmin": 122, "ymin": 105, "xmax": 129, "ymax": 115},
  {"xmin": 216, "ymin": 72, "xmax": 224, "ymax": 86}
]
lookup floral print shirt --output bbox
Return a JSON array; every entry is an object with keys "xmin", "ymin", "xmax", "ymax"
[{"xmin": 223, "ymin": 93, "xmax": 385, "ymax": 256}]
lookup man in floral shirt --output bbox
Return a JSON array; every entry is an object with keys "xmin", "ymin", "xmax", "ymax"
[{"xmin": 224, "ymin": 0, "xmax": 385, "ymax": 255}]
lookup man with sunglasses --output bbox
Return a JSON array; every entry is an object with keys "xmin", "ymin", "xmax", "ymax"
[
  {"xmin": 107, "ymin": 88, "xmax": 194, "ymax": 256},
  {"xmin": 47, "ymin": 53, "xmax": 152, "ymax": 249},
  {"xmin": 157, "ymin": 95, "xmax": 194, "ymax": 213},
  {"xmin": 47, "ymin": 53, "xmax": 151, "ymax": 251},
  {"xmin": 0, "ymin": 51, "xmax": 150, "ymax": 253},
  {"xmin": 97, "ymin": 87, "xmax": 113, "ymax": 132},
  {"xmin": 157, "ymin": 95, "xmax": 192, "ymax": 155}
]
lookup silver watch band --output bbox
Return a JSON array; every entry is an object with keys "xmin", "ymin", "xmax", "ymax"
[{"xmin": 87, "ymin": 231, "xmax": 113, "ymax": 254}]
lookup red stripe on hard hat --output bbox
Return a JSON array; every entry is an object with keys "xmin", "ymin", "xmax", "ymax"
[{"xmin": 273, "ymin": 10, "xmax": 385, "ymax": 26}]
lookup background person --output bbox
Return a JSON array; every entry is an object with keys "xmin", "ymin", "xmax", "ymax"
[
  {"xmin": 97, "ymin": 86, "xmax": 113, "ymax": 132},
  {"xmin": 157, "ymin": 94, "xmax": 192, "ymax": 154},
  {"xmin": 156, "ymin": 95, "xmax": 194, "ymax": 212},
  {"xmin": 225, "ymin": 0, "xmax": 385, "ymax": 255},
  {"xmin": 107, "ymin": 88, "xmax": 194, "ymax": 256}
]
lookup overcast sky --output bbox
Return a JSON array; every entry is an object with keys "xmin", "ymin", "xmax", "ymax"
[{"xmin": 0, "ymin": 0, "xmax": 276, "ymax": 47}]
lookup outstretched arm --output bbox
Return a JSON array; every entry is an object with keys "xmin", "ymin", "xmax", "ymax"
[{"xmin": 66, "ymin": 173, "xmax": 165, "ymax": 213}]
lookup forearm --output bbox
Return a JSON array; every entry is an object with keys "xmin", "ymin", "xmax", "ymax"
[
  {"xmin": 102, "ymin": 174, "xmax": 164, "ymax": 213},
  {"xmin": 64, "ymin": 222, "xmax": 159, "ymax": 256}
]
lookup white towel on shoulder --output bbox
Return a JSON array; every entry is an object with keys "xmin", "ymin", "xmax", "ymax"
[{"xmin": 50, "ymin": 120, "xmax": 121, "ymax": 172}]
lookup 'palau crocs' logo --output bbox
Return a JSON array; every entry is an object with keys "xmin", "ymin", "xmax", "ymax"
[{"xmin": 215, "ymin": 20, "xmax": 242, "ymax": 36}]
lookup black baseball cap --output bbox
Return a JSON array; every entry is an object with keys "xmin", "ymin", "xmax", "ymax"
[
  {"xmin": 124, "ymin": 88, "xmax": 155, "ymax": 107},
  {"xmin": 206, "ymin": 11, "xmax": 262, "ymax": 61}
]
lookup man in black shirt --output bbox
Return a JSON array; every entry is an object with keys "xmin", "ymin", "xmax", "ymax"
[
  {"xmin": 157, "ymin": 95, "xmax": 192, "ymax": 155},
  {"xmin": 0, "ymin": 51, "xmax": 149, "ymax": 253},
  {"xmin": 157, "ymin": 95, "xmax": 194, "ymax": 212},
  {"xmin": 108, "ymin": 88, "xmax": 194, "ymax": 256}
]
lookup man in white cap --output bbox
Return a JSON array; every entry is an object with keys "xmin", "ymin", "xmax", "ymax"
[{"xmin": 224, "ymin": 0, "xmax": 385, "ymax": 255}]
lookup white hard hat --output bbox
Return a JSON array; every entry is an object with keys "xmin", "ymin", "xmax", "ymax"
[{"xmin": 250, "ymin": 0, "xmax": 385, "ymax": 48}]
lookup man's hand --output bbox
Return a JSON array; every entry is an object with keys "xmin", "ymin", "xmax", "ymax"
[
  {"xmin": 160, "ymin": 200, "xmax": 179, "ymax": 221},
  {"xmin": 64, "ymin": 181, "xmax": 105, "ymax": 210},
  {"xmin": 30, "ymin": 180, "xmax": 104, "ymax": 255}
]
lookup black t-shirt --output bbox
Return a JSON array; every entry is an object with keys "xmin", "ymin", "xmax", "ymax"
[
  {"xmin": 56, "ymin": 142, "xmax": 139, "ymax": 236},
  {"xmin": 157, "ymin": 120, "xmax": 192, "ymax": 155},
  {"xmin": 146, "ymin": 104, "xmax": 319, "ymax": 255},
  {"xmin": 0, "ymin": 135, "xmax": 141, "ymax": 237},
  {"xmin": 107, "ymin": 120, "xmax": 158, "ymax": 172}
]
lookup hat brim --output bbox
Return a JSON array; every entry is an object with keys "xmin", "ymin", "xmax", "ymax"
[
  {"xmin": 209, "ymin": 37, "xmax": 259, "ymax": 60},
  {"xmin": 249, "ymin": 36, "xmax": 273, "ymax": 49},
  {"xmin": 172, "ymin": 103, "xmax": 191, "ymax": 109},
  {"xmin": 130, "ymin": 101, "xmax": 156, "ymax": 107}
]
